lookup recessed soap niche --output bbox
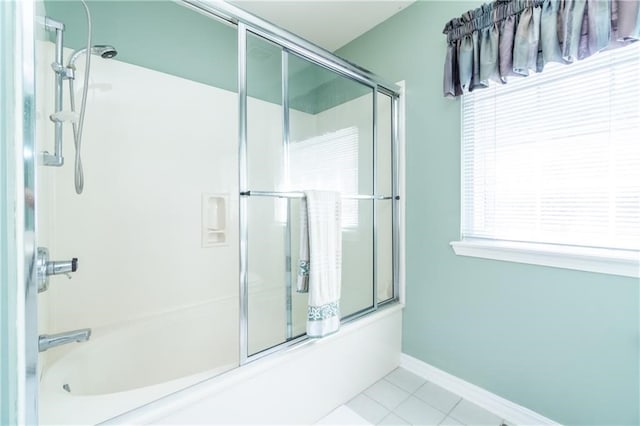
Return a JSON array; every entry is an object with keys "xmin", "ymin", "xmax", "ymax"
[{"xmin": 201, "ymin": 193, "xmax": 228, "ymax": 247}]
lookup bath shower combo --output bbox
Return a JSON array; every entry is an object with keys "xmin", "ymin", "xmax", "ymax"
[{"xmin": 24, "ymin": 0, "xmax": 403, "ymax": 423}]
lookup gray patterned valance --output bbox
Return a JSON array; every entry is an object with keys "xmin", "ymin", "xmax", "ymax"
[{"xmin": 443, "ymin": 0, "xmax": 640, "ymax": 98}]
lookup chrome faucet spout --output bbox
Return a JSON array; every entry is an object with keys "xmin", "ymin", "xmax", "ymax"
[{"xmin": 38, "ymin": 328, "xmax": 91, "ymax": 352}]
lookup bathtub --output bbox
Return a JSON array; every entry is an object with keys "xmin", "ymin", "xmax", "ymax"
[
  {"xmin": 40, "ymin": 301, "xmax": 403, "ymax": 425},
  {"xmin": 39, "ymin": 298, "xmax": 239, "ymax": 425}
]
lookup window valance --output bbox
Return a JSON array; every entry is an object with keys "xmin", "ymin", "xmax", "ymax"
[{"xmin": 442, "ymin": 0, "xmax": 640, "ymax": 97}]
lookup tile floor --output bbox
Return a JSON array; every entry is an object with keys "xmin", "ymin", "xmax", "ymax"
[{"xmin": 318, "ymin": 368, "xmax": 510, "ymax": 426}]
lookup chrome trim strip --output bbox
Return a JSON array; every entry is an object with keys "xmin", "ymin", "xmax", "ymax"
[
  {"xmin": 372, "ymin": 88, "xmax": 378, "ymax": 309},
  {"xmin": 282, "ymin": 49, "xmax": 293, "ymax": 340},
  {"xmin": 391, "ymin": 93, "xmax": 400, "ymax": 302},
  {"xmin": 179, "ymin": 0, "xmax": 400, "ymax": 94},
  {"xmin": 237, "ymin": 23, "xmax": 249, "ymax": 366},
  {"xmin": 17, "ymin": 0, "xmax": 38, "ymax": 422},
  {"xmin": 245, "ymin": 302, "xmax": 388, "ymax": 363}
]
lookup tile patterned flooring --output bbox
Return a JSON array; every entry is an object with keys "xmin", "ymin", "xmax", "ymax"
[{"xmin": 318, "ymin": 368, "xmax": 510, "ymax": 426}]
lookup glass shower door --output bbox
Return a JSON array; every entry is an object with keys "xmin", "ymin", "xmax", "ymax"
[
  {"xmin": 287, "ymin": 52, "xmax": 375, "ymax": 321},
  {"xmin": 245, "ymin": 40, "xmax": 378, "ymax": 356},
  {"xmin": 245, "ymin": 32, "xmax": 290, "ymax": 355}
]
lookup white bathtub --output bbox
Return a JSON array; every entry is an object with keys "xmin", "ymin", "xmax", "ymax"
[
  {"xmin": 39, "ymin": 298, "xmax": 238, "ymax": 425},
  {"xmin": 40, "ymin": 301, "xmax": 402, "ymax": 425}
]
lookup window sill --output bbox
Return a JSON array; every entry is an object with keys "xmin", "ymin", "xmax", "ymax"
[{"xmin": 450, "ymin": 239, "xmax": 640, "ymax": 278}]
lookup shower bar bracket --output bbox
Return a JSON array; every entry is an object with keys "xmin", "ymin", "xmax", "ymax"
[{"xmin": 41, "ymin": 16, "xmax": 67, "ymax": 167}]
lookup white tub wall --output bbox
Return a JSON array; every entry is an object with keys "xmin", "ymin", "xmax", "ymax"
[
  {"xmin": 44, "ymin": 46, "xmax": 240, "ymax": 337},
  {"xmin": 108, "ymin": 305, "xmax": 402, "ymax": 425}
]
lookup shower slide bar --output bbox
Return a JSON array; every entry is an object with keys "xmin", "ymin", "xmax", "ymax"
[{"xmin": 240, "ymin": 190, "xmax": 397, "ymax": 201}]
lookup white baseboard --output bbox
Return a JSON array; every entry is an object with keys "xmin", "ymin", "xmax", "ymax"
[{"xmin": 399, "ymin": 354, "xmax": 560, "ymax": 426}]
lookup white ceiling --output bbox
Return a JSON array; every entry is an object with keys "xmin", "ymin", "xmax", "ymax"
[{"xmin": 229, "ymin": 1, "xmax": 415, "ymax": 51}]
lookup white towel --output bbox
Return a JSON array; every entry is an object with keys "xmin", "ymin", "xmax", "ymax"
[{"xmin": 296, "ymin": 190, "xmax": 342, "ymax": 338}]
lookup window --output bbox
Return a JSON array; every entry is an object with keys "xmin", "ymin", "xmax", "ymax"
[
  {"xmin": 283, "ymin": 126, "xmax": 359, "ymax": 228},
  {"xmin": 452, "ymin": 43, "xmax": 640, "ymax": 277}
]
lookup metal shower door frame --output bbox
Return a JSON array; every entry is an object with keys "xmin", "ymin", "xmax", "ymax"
[
  {"xmin": 4, "ymin": 0, "xmax": 38, "ymax": 423},
  {"xmin": 183, "ymin": 0, "xmax": 404, "ymax": 364}
]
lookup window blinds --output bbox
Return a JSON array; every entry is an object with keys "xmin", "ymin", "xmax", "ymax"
[
  {"xmin": 461, "ymin": 43, "xmax": 640, "ymax": 251},
  {"xmin": 287, "ymin": 126, "xmax": 359, "ymax": 227}
]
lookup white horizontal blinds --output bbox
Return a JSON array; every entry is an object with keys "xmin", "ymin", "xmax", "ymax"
[
  {"xmin": 288, "ymin": 126, "xmax": 359, "ymax": 227},
  {"xmin": 462, "ymin": 43, "xmax": 640, "ymax": 251}
]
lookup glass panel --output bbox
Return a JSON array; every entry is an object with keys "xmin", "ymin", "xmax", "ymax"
[
  {"xmin": 35, "ymin": 3, "xmax": 239, "ymax": 423},
  {"xmin": 247, "ymin": 32, "xmax": 283, "ymax": 190},
  {"xmin": 376, "ymin": 200, "xmax": 394, "ymax": 302},
  {"xmin": 246, "ymin": 32, "xmax": 287, "ymax": 356},
  {"xmin": 247, "ymin": 197, "xmax": 296, "ymax": 355},
  {"xmin": 246, "ymin": 51, "xmax": 378, "ymax": 350},
  {"xmin": 376, "ymin": 92, "xmax": 394, "ymax": 302},
  {"xmin": 377, "ymin": 92, "xmax": 393, "ymax": 196},
  {"xmin": 341, "ymin": 200, "xmax": 375, "ymax": 316},
  {"xmin": 287, "ymin": 197, "xmax": 309, "ymax": 338},
  {"xmin": 287, "ymin": 54, "xmax": 375, "ymax": 318}
]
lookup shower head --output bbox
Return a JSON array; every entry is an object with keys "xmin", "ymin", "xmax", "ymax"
[
  {"xmin": 67, "ymin": 44, "xmax": 118, "ymax": 67},
  {"xmin": 94, "ymin": 45, "xmax": 118, "ymax": 59}
]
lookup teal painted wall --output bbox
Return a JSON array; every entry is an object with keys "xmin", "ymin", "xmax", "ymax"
[
  {"xmin": 337, "ymin": 2, "xmax": 640, "ymax": 425},
  {"xmin": 43, "ymin": 0, "xmax": 368, "ymax": 114},
  {"xmin": 44, "ymin": 0, "xmax": 238, "ymax": 92}
]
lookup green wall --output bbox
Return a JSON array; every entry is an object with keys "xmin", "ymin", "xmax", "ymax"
[
  {"xmin": 43, "ymin": 0, "xmax": 367, "ymax": 114},
  {"xmin": 337, "ymin": 2, "xmax": 639, "ymax": 425},
  {"xmin": 44, "ymin": 0, "xmax": 238, "ymax": 92}
]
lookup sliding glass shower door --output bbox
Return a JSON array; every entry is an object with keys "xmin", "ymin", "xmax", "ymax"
[{"xmin": 244, "ymin": 30, "xmax": 394, "ymax": 357}]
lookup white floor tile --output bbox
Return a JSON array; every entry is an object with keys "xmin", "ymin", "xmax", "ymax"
[
  {"xmin": 439, "ymin": 416, "xmax": 465, "ymax": 426},
  {"xmin": 448, "ymin": 400, "xmax": 502, "ymax": 426},
  {"xmin": 364, "ymin": 379, "xmax": 411, "ymax": 410},
  {"xmin": 347, "ymin": 394, "xmax": 390, "ymax": 425},
  {"xmin": 393, "ymin": 396, "xmax": 448, "ymax": 425},
  {"xmin": 384, "ymin": 368, "xmax": 427, "ymax": 393},
  {"xmin": 316, "ymin": 405, "xmax": 372, "ymax": 425},
  {"xmin": 378, "ymin": 412, "xmax": 411, "ymax": 426},
  {"xmin": 414, "ymin": 382, "xmax": 462, "ymax": 414}
]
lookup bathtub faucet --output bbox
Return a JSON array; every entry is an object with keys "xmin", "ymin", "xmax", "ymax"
[{"xmin": 38, "ymin": 328, "xmax": 91, "ymax": 352}]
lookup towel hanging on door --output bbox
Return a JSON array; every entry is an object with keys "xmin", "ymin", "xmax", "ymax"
[{"xmin": 296, "ymin": 190, "xmax": 342, "ymax": 338}]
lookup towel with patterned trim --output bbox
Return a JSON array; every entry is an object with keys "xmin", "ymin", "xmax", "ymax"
[{"xmin": 296, "ymin": 190, "xmax": 342, "ymax": 337}]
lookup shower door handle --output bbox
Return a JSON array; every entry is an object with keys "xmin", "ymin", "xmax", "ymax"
[{"xmin": 37, "ymin": 247, "xmax": 79, "ymax": 293}]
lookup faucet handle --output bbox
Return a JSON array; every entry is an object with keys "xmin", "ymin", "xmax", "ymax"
[
  {"xmin": 37, "ymin": 247, "xmax": 79, "ymax": 293},
  {"xmin": 37, "ymin": 247, "xmax": 50, "ymax": 293}
]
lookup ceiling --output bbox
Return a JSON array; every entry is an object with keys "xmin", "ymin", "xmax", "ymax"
[{"xmin": 229, "ymin": 1, "xmax": 415, "ymax": 52}]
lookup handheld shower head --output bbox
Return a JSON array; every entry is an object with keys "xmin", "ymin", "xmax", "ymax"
[
  {"xmin": 68, "ymin": 44, "xmax": 118, "ymax": 67},
  {"xmin": 93, "ymin": 44, "xmax": 118, "ymax": 59}
]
